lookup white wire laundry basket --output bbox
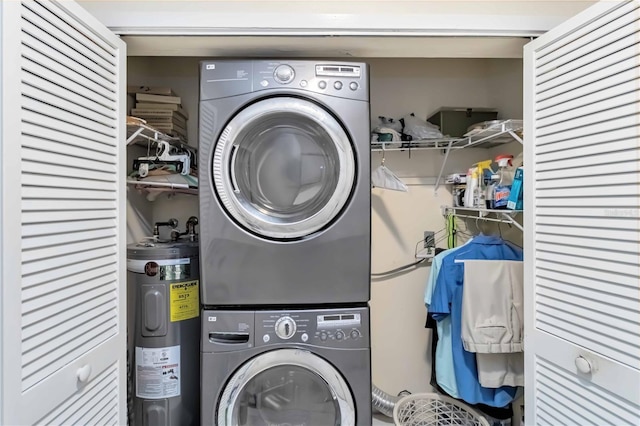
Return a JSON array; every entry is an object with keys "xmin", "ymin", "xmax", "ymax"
[{"xmin": 393, "ymin": 393, "xmax": 491, "ymax": 426}]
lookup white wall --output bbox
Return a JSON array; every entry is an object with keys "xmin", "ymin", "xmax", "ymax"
[{"xmin": 126, "ymin": 56, "xmax": 524, "ymax": 395}]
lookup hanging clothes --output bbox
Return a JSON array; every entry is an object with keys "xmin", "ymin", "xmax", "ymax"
[
  {"xmin": 429, "ymin": 235, "xmax": 522, "ymax": 408},
  {"xmin": 424, "ymin": 240, "xmax": 473, "ymax": 398},
  {"xmin": 462, "ymin": 260, "xmax": 525, "ymax": 388}
]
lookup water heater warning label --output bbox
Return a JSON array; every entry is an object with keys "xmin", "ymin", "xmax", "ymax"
[
  {"xmin": 170, "ymin": 280, "xmax": 199, "ymax": 322},
  {"xmin": 136, "ymin": 345, "xmax": 180, "ymax": 399}
]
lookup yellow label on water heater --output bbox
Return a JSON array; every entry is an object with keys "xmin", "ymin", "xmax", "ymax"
[{"xmin": 170, "ymin": 280, "xmax": 199, "ymax": 322}]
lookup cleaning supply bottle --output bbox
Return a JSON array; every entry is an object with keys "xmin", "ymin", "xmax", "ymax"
[
  {"xmin": 493, "ymin": 154, "xmax": 514, "ymax": 209},
  {"xmin": 485, "ymin": 173, "xmax": 498, "ymax": 209},
  {"xmin": 474, "ymin": 159, "xmax": 493, "ymax": 208},
  {"xmin": 464, "ymin": 167, "xmax": 478, "ymax": 207}
]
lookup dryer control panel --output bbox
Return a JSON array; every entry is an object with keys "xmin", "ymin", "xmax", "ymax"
[{"xmin": 200, "ymin": 60, "xmax": 369, "ymax": 102}]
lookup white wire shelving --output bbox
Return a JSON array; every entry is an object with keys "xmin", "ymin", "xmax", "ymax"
[
  {"xmin": 442, "ymin": 206, "xmax": 523, "ymax": 232},
  {"xmin": 126, "ymin": 116, "xmax": 198, "ymax": 198},
  {"xmin": 370, "ymin": 119, "xmax": 522, "ymax": 153}
]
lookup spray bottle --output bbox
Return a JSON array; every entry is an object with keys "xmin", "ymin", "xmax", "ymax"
[
  {"xmin": 493, "ymin": 154, "xmax": 514, "ymax": 209},
  {"xmin": 473, "ymin": 159, "xmax": 494, "ymax": 208}
]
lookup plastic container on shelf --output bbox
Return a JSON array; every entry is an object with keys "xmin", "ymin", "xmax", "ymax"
[{"xmin": 492, "ymin": 154, "xmax": 514, "ymax": 209}]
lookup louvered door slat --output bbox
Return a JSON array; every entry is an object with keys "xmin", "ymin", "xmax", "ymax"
[
  {"xmin": 534, "ymin": 183, "xmax": 637, "ymax": 198},
  {"xmin": 536, "ymin": 1, "xmax": 636, "ymax": 65},
  {"xmin": 22, "ymin": 236, "xmax": 117, "ymax": 262},
  {"xmin": 22, "ymin": 297, "xmax": 116, "ymax": 354},
  {"xmin": 22, "ymin": 256, "xmax": 116, "ymax": 290},
  {"xmin": 537, "ymin": 12, "xmax": 640, "ymax": 85},
  {"xmin": 21, "ymin": 20, "xmax": 116, "ymax": 93},
  {"xmin": 22, "ymin": 174, "xmax": 117, "ymax": 191},
  {"xmin": 20, "ymin": 16, "xmax": 116, "ymax": 84},
  {"xmin": 22, "ymin": 264, "xmax": 116, "ymax": 302},
  {"xmin": 537, "ymin": 67, "xmax": 639, "ymax": 111},
  {"xmin": 538, "ymin": 87, "xmax": 639, "ymax": 128},
  {"xmin": 537, "ymin": 274, "xmax": 638, "ymax": 311},
  {"xmin": 22, "ymin": 0, "xmax": 115, "ymax": 68},
  {"xmin": 22, "ymin": 79, "xmax": 116, "ymax": 126},
  {"xmin": 536, "ymin": 52, "xmax": 638, "ymax": 103},
  {"xmin": 537, "ymin": 260, "xmax": 638, "ymax": 292},
  {"xmin": 22, "ymin": 227, "xmax": 116, "ymax": 250},
  {"xmin": 22, "ymin": 121, "xmax": 117, "ymax": 157},
  {"xmin": 525, "ymin": 2, "xmax": 640, "ymax": 424},
  {"xmin": 27, "ymin": 0, "xmax": 115, "ymax": 62},
  {"xmin": 537, "ymin": 148, "xmax": 634, "ymax": 171},
  {"xmin": 537, "ymin": 232, "xmax": 638, "ymax": 253},
  {"xmin": 22, "ymin": 44, "xmax": 116, "ymax": 103},
  {"xmin": 537, "ymin": 101, "xmax": 640, "ymax": 137},
  {"xmin": 22, "ymin": 104, "xmax": 117, "ymax": 148},
  {"xmin": 23, "ymin": 276, "xmax": 115, "ymax": 320},
  {"xmin": 537, "ymin": 225, "xmax": 639, "ymax": 244},
  {"xmin": 22, "ymin": 161, "xmax": 117, "ymax": 182},
  {"xmin": 537, "ymin": 115, "xmax": 636, "ymax": 146},
  {"xmin": 22, "ymin": 96, "xmax": 116, "ymax": 139},
  {"xmin": 22, "ymin": 186, "xmax": 117, "ymax": 201},
  {"xmin": 536, "ymin": 125, "xmax": 637, "ymax": 153},
  {"xmin": 22, "ymin": 145, "xmax": 118, "ymax": 173},
  {"xmin": 538, "ymin": 78, "xmax": 638, "ymax": 121},
  {"xmin": 22, "ymin": 218, "xmax": 116, "ymax": 237},
  {"xmin": 1, "ymin": 1, "xmax": 125, "ymax": 423}
]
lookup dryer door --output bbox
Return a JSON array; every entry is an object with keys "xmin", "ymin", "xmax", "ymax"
[
  {"xmin": 217, "ymin": 349, "xmax": 356, "ymax": 425},
  {"xmin": 213, "ymin": 97, "xmax": 355, "ymax": 240}
]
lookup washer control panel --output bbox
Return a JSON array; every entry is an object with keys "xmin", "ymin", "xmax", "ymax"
[{"xmin": 255, "ymin": 307, "xmax": 369, "ymax": 349}]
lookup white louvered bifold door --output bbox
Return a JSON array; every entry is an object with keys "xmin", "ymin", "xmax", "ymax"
[
  {"xmin": 1, "ymin": 1, "xmax": 126, "ymax": 424},
  {"xmin": 524, "ymin": 1, "xmax": 640, "ymax": 425}
]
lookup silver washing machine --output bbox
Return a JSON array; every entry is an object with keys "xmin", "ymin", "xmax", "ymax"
[
  {"xmin": 199, "ymin": 60, "xmax": 371, "ymax": 306},
  {"xmin": 201, "ymin": 306, "xmax": 371, "ymax": 425}
]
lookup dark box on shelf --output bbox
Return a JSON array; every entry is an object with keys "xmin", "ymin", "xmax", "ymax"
[{"xmin": 427, "ymin": 107, "xmax": 498, "ymax": 137}]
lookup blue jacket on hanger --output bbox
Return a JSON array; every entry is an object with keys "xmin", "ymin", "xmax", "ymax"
[{"xmin": 429, "ymin": 234, "xmax": 523, "ymax": 407}]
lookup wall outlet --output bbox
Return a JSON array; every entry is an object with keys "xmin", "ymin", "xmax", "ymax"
[{"xmin": 423, "ymin": 231, "xmax": 435, "ymax": 249}]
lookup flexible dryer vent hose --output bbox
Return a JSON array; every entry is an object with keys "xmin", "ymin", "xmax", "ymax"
[{"xmin": 371, "ymin": 384, "xmax": 400, "ymax": 418}]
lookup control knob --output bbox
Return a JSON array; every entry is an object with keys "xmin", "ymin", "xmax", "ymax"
[
  {"xmin": 274, "ymin": 65, "xmax": 295, "ymax": 84},
  {"xmin": 335, "ymin": 331, "xmax": 345, "ymax": 340},
  {"xmin": 275, "ymin": 316, "xmax": 297, "ymax": 339}
]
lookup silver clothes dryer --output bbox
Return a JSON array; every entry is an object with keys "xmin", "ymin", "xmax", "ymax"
[
  {"xmin": 199, "ymin": 60, "xmax": 371, "ymax": 306},
  {"xmin": 200, "ymin": 306, "xmax": 372, "ymax": 425}
]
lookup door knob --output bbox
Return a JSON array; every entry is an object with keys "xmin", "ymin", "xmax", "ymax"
[
  {"xmin": 77, "ymin": 364, "xmax": 92, "ymax": 383},
  {"xmin": 575, "ymin": 356, "xmax": 593, "ymax": 374}
]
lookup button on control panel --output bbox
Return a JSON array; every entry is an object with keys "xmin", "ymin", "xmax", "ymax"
[
  {"xmin": 349, "ymin": 82, "xmax": 359, "ymax": 91},
  {"xmin": 313, "ymin": 312, "xmax": 363, "ymax": 344},
  {"xmin": 334, "ymin": 81, "xmax": 343, "ymax": 90},
  {"xmin": 318, "ymin": 80, "xmax": 327, "ymax": 90}
]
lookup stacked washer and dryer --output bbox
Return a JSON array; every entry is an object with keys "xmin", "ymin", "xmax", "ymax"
[{"xmin": 198, "ymin": 60, "xmax": 372, "ymax": 425}]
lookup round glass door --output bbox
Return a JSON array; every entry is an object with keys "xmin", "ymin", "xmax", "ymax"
[
  {"xmin": 212, "ymin": 97, "xmax": 355, "ymax": 239},
  {"xmin": 217, "ymin": 349, "xmax": 355, "ymax": 425}
]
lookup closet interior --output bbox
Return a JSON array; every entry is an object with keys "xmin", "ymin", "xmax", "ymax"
[{"xmin": 125, "ymin": 53, "xmax": 525, "ymax": 422}]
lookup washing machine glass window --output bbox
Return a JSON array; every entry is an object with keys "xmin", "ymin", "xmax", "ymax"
[
  {"xmin": 217, "ymin": 349, "xmax": 356, "ymax": 425},
  {"xmin": 213, "ymin": 97, "xmax": 356, "ymax": 240}
]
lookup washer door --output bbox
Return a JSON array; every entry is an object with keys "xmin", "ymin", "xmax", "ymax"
[
  {"xmin": 217, "ymin": 349, "xmax": 356, "ymax": 425},
  {"xmin": 213, "ymin": 97, "xmax": 355, "ymax": 240}
]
